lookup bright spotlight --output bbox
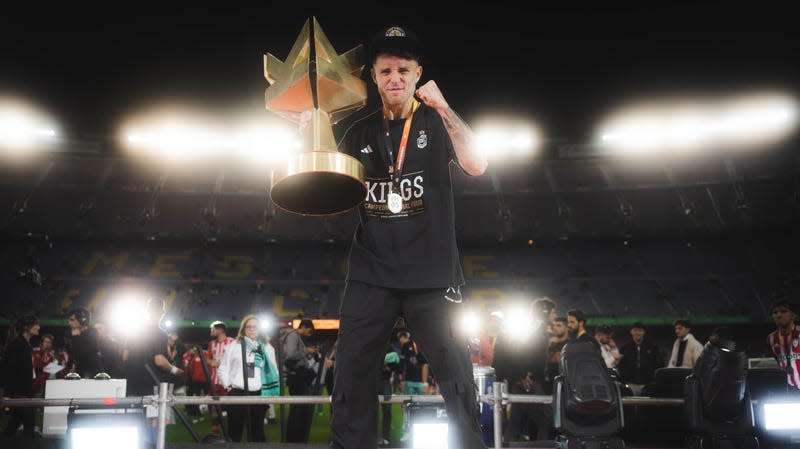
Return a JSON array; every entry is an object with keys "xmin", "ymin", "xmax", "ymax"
[
  {"xmin": 109, "ymin": 293, "xmax": 148, "ymax": 337},
  {"xmin": 119, "ymin": 107, "xmax": 301, "ymax": 166},
  {"xmin": 163, "ymin": 319, "xmax": 174, "ymax": 328},
  {"xmin": 231, "ymin": 122, "xmax": 301, "ymax": 165},
  {"xmin": 459, "ymin": 310, "xmax": 482, "ymax": 337},
  {"xmin": 597, "ymin": 91, "xmax": 798, "ymax": 156},
  {"xmin": 258, "ymin": 315, "xmax": 275, "ymax": 333},
  {"xmin": 0, "ymin": 97, "xmax": 60, "ymax": 155},
  {"xmin": 473, "ymin": 118, "xmax": 541, "ymax": 160},
  {"xmin": 503, "ymin": 304, "xmax": 538, "ymax": 342}
]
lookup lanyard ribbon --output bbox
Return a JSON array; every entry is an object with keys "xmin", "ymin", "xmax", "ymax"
[{"xmin": 382, "ymin": 99, "xmax": 419, "ymax": 188}]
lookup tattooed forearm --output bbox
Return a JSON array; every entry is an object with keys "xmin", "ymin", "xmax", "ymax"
[
  {"xmin": 441, "ymin": 107, "xmax": 466, "ymax": 132},
  {"xmin": 440, "ymin": 107, "xmax": 487, "ymax": 176}
]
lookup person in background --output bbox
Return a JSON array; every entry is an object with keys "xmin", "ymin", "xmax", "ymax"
[
  {"xmin": 32, "ymin": 333, "xmax": 56, "ymax": 398},
  {"xmin": 766, "ymin": 298, "xmax": 800, "ymax": 390},
  {"xmin": 377, "ymin": 340, "xmax": 400, "ymax": 446},
  {"xmin": 207, "ymin": 320, "xmax": 235, "ymax": 436},
  {"xmin": 595, "ymin": 324, "xmax": 622, "ymax": 369},
  {"xmin": 65, "ymin": 307, "xmax": 100, "ymax": 378},
  {"xmin": 280, "ymin": 319, "xmax": 317, "ymax": 443},
  {"xmin": 470, "ymin": 310, "xmax": 503, "ymax": 367},
  {"xmin": 93, "ymin": 320, "xmax": 123, "ymax": 377},
  {"xmin": 217, "ymin": 315, "xmax": 278, "ymax": 442},
  {"xmin": 1, "ymin": 314, "xmax": 40, "ymax": 440},
  {"xmin": 397, "ymin": 330, "xmax": 430, "ymax": 395},
  {"xmin": 545, "ymin": 317, "xmax": 569, "ymax": 395},
  {"xmin": 618, "ymin": 322, "xmax": 663, "ymax": 396},
  {"xmin": 668, "ymin": 319, "xmax": 703, "ymax": 369},
  {"xmin": 181, "ymin": 344, "xmax": 210, "ymax": 417},
  {"xmin": 566, "ymin": 309, "xmax": 597, "ymax": 347},
  {"xmin": 166, "ymin": 331, "xmax": 186, "ymax": 389},
  {"xmin": 123, "ymin": 298, "xmax": 183, "ymax": 444}
]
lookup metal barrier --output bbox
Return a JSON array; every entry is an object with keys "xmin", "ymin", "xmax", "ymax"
[{"xmin": 2, "ymin": 383, "xmax": 683, "ymax": 449}]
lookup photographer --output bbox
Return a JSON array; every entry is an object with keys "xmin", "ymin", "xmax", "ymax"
[{"xmin": 280, "ymin": 319, "xmax": 316, "ymax": 443}]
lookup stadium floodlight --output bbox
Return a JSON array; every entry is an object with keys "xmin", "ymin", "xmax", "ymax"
[
  {"xmin": 597, "ymin": 91, "xmax": 798, "ymax": 156},
  {"xmin": 120, "ymin": 107, "xmax": 301, "ymax": 166},
  {"xmin": 231, "ymin": 121, "xmax": 301, "ymax": 165},
  {"xmin": 0, "ymin": 97, "xmax": 59, "ymax": 156},
  {"xmin": 473, "ymin": 118, "xmax": 541, "ymax": 160}
]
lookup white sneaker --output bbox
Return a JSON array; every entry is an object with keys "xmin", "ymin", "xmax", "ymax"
[{"xmin": 378, "ymin": 438, "xmax": 390, "ymax": 446}]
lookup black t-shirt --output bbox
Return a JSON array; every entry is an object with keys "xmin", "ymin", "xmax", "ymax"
[
  {"xmin": 339, "ymin": 104, "xmax": 466, "ymax": 289},
  {"xmin": 67, "ymin": 327, "xmax": 101, "ymax": 378},
  {"xmin": 400, "ymin": 340, "xmax": 427, "ymax": 383},
  {"xmin": 3, "ymin": 337, "xmax": 33, "ymax": 396},
  {"xmin": 124, "ymin": 325, "xmax": 168, "ymax": 396},
  {"xmin": 97, "ymin": 337, "xmax": 123, "ymax": 378}
]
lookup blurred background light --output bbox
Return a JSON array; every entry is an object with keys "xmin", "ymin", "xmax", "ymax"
[
  {"xmin": 0, "ymin": 96, "xmax": 60, "ymax": 157},
  {"xmin": 597, "ymin": 91, "xmax": 798, "ymax": 156},
  {"xmin": 119, "ymin": 106, "xmax": 301, "ymax": 166},
  {"xmin": 473, "ymin": 117, "xmax": 541, "ymax": 161}
]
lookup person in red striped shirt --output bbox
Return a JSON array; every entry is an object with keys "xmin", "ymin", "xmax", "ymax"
[
  {"xmin": 207, "ymin": 320, "xmax": 235, "ymax": 435},
  {"xmin": 766, "ymin": 298, "xmax": 800, "ymax": 390},
  {"xmin": 32, "ymin": 333, "xmax": 56, "ymax": 397}
]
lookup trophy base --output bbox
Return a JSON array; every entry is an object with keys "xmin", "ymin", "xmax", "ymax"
[{"xmin": 270, "ymin": 151, "xmax": 366, "ymax": 216}]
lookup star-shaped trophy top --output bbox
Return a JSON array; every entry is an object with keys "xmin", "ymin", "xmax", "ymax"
[{"xmin": 264, "ymin": 17, "xmax": 367, "ymax": 125}]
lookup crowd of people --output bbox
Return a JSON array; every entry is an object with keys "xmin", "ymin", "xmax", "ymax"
[
  {"xmin": 469, "ymin": 296, "xmax": 800, "ymax": 445},
  {"xmin": 0, "ymin": 302, "xmax": 326, "ymax": 445},
  {"xmin": 0, "ymin": 295, "xmax": 798, "ymax": 445}
]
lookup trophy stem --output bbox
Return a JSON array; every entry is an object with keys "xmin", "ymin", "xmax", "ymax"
[{"xmin": 301, "ymin": 108, "xmax": 337, "ymax": 153}]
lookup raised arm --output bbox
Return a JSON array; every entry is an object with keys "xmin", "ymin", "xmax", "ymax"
[{"xmin": 416, "ymin": 80, "xmax": 487, "ymax": 176}]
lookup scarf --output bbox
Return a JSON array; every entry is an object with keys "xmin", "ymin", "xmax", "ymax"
[{"xmin": 245, "ymin": 337, "xmax": 280, "ymax": 396}]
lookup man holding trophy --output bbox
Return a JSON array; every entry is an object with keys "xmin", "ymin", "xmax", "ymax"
[
  {"xmin": 263, "ymin": 18, "xmax": 487, "ymax": 448},
  {"xmin": 330, "ymin": 25, "xmax": 488, "ymax": 449}
]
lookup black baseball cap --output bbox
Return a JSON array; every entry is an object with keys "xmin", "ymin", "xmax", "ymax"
[{"xmin": 369, "ymin": 25, "xmax": 423, "ymax": 64}]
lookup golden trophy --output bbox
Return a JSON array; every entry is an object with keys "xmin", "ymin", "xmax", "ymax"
[{"xmin": 263, "ymin": 17, "xmax": 367, "ymax": 216}]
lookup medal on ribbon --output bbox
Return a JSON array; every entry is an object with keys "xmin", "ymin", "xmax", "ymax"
[{"xmin": 388, "ymin": 190, "xmax": 403, "ymax": 214}]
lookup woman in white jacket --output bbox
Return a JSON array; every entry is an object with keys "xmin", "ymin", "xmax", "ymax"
[{"xmin": 217, "ymin": 315, "xmax": 279, "ymax": 442}]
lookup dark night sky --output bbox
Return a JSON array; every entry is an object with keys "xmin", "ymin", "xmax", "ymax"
[{"xmin": 1, "ymin": 1, "xmax": 797, "ymax": 147}]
